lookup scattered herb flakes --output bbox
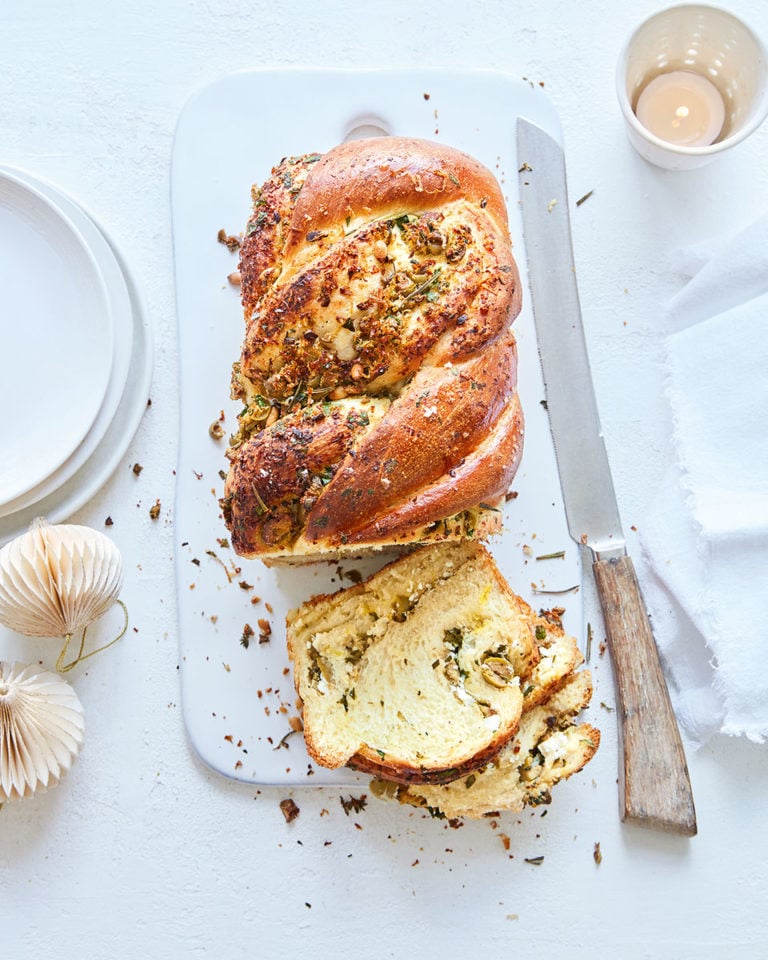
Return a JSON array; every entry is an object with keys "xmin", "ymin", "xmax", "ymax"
[
  {"xmin": 132, "ymin": 463, "xmax": 144, "ymax": 476},
  {"xmin": 340, "ymin": 794, "xmax": 367, "ymax": 816},
  {"xmin": 524, "ymin": 856, "xmax": 545, "ymax": 866},
  {"xmin": 217, "ymin": 227, "xmax": 241, "ymax": 251},
  {"xmin": 240, "ymin": 623, "xmax": 255, "ymax": 649},
  {"xmin": 343, "ymin": 568, "xmax": 363, "ymax": 584},
  {"xmin": 600, "ymin": 701, "xmax": 614, "ymax": 713},
  {"xmin": 274, "ymin": 729, "xmax": 297, "ymax": 750},
  {"xmin": 279, "ymin": 798, "xmax": 300, "ymax": 823},
  {"xmin": 586, "ymin": 622, "xmax": 593, "ymax": 663},
  {"xmin": 576, "ymin": 189, "xmax": 594, "ymax": 207},
  {"xmin": 217, "ymin": 537, "xmax": 230, "ymax": 549},
  {"xmin": 206, "ymin": 549, "xmax": 234, "ymax": 583},
  {"xmin": 536, "ymin": 550, "xmax": 565, "ymax": 561},
  {"xmin": 518, "ymin": 161, "xmax": 533, "ymax": 173},
  {"xmin": 209, "ymin": 420, "xmax": 225, "ymax": 441},
  {"xmin": 532, "ymin": 584, "xmax": 579, "ymax": 595},
  {"xmin": 593, "ymin": 841, "xmax": 602, "ymax": 865},
  {"xmin": 149, "ymin": 500, "xmax": 161, "ymax": 520}
]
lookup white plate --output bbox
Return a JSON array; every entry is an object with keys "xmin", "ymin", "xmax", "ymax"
[
  {"xmin": 0, "ymin": 170, "xmax": 153, "ymax": 546},
  {"xmin": 0, "ymin": 170, "xmax": 114, "ymax": 505},
  {"xmin": 0, "ymin": 169, "xmax": 134, "ymax": 520},
  {"xmin": 172, "ymin": 68, "xmax": 580, "ymax": 787}
]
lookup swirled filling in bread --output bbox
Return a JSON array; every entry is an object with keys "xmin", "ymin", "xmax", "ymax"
[{"xmin": 286, "ymin": 541, "xmax": 599, "ymax": 797}]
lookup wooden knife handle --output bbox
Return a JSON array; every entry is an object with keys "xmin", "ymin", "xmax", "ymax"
[{"xmin": 593, "ymin": 554, "xmax": 697, "ymax": 836}]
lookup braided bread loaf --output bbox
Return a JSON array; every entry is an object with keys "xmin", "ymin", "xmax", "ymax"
[{"xmin": 223, "ymin": 137, "xmax": 524, "ymax": 562}]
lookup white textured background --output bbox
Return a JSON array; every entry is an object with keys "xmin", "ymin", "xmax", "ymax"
[{"xmin": 1, "ymin": 1, "xmax": 767, "ymax": 957}]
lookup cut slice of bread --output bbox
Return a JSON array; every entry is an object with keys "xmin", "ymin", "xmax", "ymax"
[
  {"xmin": 376, "ymin": 670, "xmax": 600, "ymax": 819},
  {"xmin": 520, "ymin": 607, "xmax": 585, "ymax": 711},
  {"xmin": 286, "ymin": 542, "xmax": 543, "ymax": 784}
]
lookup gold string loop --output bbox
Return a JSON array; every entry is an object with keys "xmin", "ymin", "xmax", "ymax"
[{"xmin": 56, "ymin": 600, "xmax": 129, "ymax": 673}]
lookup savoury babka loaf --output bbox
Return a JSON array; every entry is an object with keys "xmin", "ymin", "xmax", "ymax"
[
  {"xmin": 286, "ymin": 541, "xmax": 596, "ymax": 788},
  {"xmin": 222, "ymin": 137, "xmax": 524, "ymax": 563}
]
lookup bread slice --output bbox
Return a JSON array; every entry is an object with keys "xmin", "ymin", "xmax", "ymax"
[
  {"xmin": 286, "ymin": 541, "xmax": 543, "ymax": 784},
  {"xmin": 520, "ymin": 607, "xmax": 586, "ymax": 711},
  {"xmin": 375, "ymin": 670, "xmax": 600, "ymax": 819}
]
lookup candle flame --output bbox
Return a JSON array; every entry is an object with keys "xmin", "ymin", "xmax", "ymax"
[{"xmin": 672, "ymin": 103, "xmax": 690, "ymax": 128}]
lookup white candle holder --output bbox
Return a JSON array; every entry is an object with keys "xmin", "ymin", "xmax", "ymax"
[{"xmin": 617, "ymin": 4, "xmax": 768, "ymax": 170}]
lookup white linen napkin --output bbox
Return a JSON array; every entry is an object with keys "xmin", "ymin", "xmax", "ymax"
[{"xmin": 640, "ymin": 214, "xmax": 768, "ymax": 746}]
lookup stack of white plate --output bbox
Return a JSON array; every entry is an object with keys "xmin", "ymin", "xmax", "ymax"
[{"xmin": 0, "ymin": 167, "xmax": 152, "ymax": 545}]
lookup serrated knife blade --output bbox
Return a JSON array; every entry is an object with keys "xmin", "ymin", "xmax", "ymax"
[{"xmin": 516, "ymin": 117, "xmax": 696, "ymax": 836}]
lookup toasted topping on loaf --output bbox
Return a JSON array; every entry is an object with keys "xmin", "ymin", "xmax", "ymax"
[{"xmin": 223, "ymin": 138, "xmax": 524, "ymax": 562}]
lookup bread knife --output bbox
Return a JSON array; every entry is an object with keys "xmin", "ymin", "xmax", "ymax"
[{"xmin": 516, "ymin": 117, "xmax": 697, "ymax": 836}]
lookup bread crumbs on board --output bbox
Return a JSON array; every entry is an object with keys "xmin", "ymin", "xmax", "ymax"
[{"xmin": 279, "ymin": 798, "xmax": 300, "ymax": 823}]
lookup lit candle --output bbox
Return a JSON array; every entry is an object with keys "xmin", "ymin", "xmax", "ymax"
[{"xmin": 635, "ymin": 70, "xmax": 726, "ymax": 146}]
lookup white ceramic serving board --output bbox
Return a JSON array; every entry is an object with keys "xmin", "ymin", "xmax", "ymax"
[{"xmin": 172, "ymin": 68, "xmax": 580, "ymax": 786}]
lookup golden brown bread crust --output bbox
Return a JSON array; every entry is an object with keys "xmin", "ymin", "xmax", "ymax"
[
  {"xmin": 282, "ymin": 137, "xmax": 512, "ymax": 263},
  {"xmin": 347, "ymin": 736, "xmax": 517, "ymax": 786},
  {"xmin": 225, "ymin": 137, "xmax": 524, "ymax": 561}
]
